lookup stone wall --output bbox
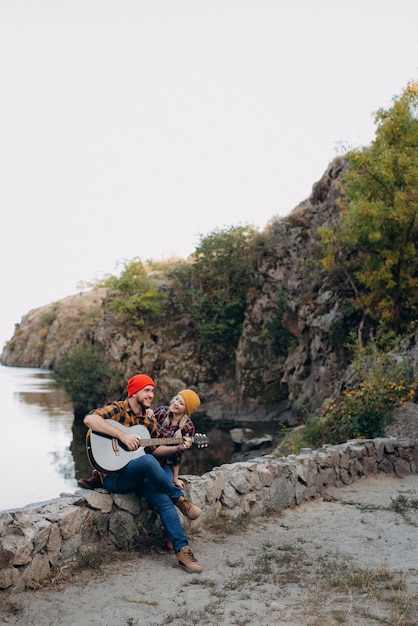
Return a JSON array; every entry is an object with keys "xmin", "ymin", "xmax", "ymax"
[{"xmin": 1, "ymin": 437, "xmax": 417, "ymax": 592}]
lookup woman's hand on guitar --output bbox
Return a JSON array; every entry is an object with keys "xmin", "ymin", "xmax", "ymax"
[{"xmin": 178, "ymin": 435, "xmax": 192, "ymax": 452}]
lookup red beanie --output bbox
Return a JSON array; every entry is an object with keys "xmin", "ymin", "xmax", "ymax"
[{"xmin": 127, "ymin": 374, "xmax": 155, "ymax": 397}]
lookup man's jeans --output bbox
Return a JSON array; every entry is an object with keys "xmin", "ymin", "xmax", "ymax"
[{"xmin": 103, "ymin": 454, "xmax": 188, "ymax": 553}]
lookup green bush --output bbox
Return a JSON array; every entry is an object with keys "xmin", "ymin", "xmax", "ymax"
[
  {"xmin": 41, "ymin": 308, "xmax": 57, "ymax": 327},
  {"xmin": 319, "ymin": 338, "xmax": 416, "ymax": 444},
  {"xmin": 103, "ymin": 259, "xmax": 165, "ymax": 327},
  {"xmin": 263, "ymin": 290, "xmax": 295, "ymax": 356},
  {"xmin": 320, "ymin": 378, "xmax": 415, "ymax": 444},
  {"xmin": 276, "ymin": 418, "xmax": 323, "ymax": 456},
  {"xmin": 55, "ymin": 342, "xmax": 112, "ymax": 418},
  {"xmin": 169, "ymin": 225, "xmax": 264, "ymax": 376}
]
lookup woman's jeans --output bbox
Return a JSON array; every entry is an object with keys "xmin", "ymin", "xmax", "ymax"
[{"xmin": 103, "ymin": 454, "xmax": 188, "ymax": 553}]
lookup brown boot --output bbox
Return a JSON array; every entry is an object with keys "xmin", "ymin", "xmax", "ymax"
[
  {"xmin": 78, "ymin": 470, "xmax": 102, "ymax": 490},
  {"xmin": 174, "ymin": 546, "xmax": 203, "ymax": 573},
  {"xmin": 175, "ymin": 496, "xmax": 202, "ymax": 520}
]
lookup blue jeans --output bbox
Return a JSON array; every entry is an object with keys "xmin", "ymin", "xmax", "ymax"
[{"xmin": 103, "ymin": 454, "xmax": 188, "ymax": 553}]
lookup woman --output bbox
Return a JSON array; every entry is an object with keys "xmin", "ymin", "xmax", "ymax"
[
  {"xmin": 154, "ymin": 389, "xmax": 201, "ymax": 489},
  {"xmin": 154, "ymin": 389, "xmax": 201, "ymax": 553}
]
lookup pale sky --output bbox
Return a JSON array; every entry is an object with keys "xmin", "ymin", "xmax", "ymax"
[{"xmin": 1, "ymin": 0, "xmax": 418, "ymax": 349}]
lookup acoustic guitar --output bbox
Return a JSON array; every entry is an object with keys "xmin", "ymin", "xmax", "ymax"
[{"xmin": 86, "ymin": 421, "xmax": 209, "ymax": 473}]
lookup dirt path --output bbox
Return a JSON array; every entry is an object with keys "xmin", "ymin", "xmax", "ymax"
[{"xmin": 1, "ymin": 474, "xmax": 418, "ymax": 626}]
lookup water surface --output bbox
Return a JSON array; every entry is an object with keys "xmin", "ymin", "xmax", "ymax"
[
  {"xmin": 0, "ymin": 365, "xmax": 277, "ymax": 511},
  {"xmin": 0, "ymin": 365, "xmax": 77, "ymax": 510}
]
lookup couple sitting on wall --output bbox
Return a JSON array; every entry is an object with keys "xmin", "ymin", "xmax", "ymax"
[{"xmin": 78, "ymin": 373, "xmax": 203, "ymax": 574}]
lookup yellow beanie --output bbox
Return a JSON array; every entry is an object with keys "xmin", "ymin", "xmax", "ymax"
[{"xmin": 178, "ymin": 389, "xmax": 201, "ymax": 415}]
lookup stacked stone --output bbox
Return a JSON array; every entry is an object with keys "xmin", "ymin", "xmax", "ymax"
[{"xmin": 1, "ymin": 437, "xmax": 416, "ymax": 592}]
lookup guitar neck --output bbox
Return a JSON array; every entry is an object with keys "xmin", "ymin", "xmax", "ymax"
[{"xmin": 141, "ymin": 435, "xmax": 183, "ymax": 446}]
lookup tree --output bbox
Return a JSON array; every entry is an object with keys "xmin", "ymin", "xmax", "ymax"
[
  {"xmin": 55, "ymin": 342, "xmax": 112, "ymax": 418},
  {"xmin": 169, "ymin": 225, "xmax": 264, "ymax": 375},
  {"xmin": 103, "ymin": 259, "xmax": 165, "ymax": 327},
  {"xmin": 320, "ymin": 82, "xmax": 418, "ymax": 336}
]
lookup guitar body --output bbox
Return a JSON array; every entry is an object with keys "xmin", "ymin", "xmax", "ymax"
[
  {"xmin": 86, "ymin": 423, "xmax": 152, "ymax": 473},
  {"xmin": 86, "ymin": 421, "xmax": 209, "ymax": 473}
]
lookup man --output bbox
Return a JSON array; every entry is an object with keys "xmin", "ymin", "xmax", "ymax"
[{"xmin": 83, "ymin": 373, "xmax": 203, "ymax": 574}]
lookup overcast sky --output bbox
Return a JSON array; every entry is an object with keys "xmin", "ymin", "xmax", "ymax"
[{"xmin": 1, "ymin": 0, "xmax": 418, "ymax": 349}]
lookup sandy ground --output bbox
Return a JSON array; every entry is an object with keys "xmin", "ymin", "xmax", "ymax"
[{"xmin": 1, "ymin": 474, "xmax": 418, "ymax": 626}]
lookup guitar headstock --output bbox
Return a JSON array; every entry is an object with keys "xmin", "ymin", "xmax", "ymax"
[{"xmin": 193, "ymin": 433, "xmax": 209, "ymax": 448}]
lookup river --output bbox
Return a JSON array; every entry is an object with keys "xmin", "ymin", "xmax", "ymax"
[
  {"xmin": 1, "ymin": 365, "xmax": 277, "ymax": 511},
  {"xmin": 0, "ymin": 365, "xmax": 77, "ymax": 511}
]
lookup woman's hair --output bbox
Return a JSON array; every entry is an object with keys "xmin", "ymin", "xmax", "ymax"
[{"xmin": 178, "ymin": 414, "xmax": 189, "ymax": 430}]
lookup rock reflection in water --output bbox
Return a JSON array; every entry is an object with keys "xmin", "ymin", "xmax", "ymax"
[
  {"xmin": 71, "ymin": 421, "xmax": 95, "ymax": 480},
  {"xmin": 181, "ymin": 426, "xmax": 235, "ymax": 475},
  {"xmin": 16, "ymin": 370, "xmax": 73, "ymax": 416}
]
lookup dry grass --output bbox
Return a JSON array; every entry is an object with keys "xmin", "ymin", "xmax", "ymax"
[
  {"xmin": 203, "ymin": 512, "xmax": 254, "ymax": 536},
  {"xmin": 155, "ymin": 541, "xmax": 418, "ymax": 626},
  {"xmin": 2, "ymin": 498, "xmax": 417, "ymax": 626}
]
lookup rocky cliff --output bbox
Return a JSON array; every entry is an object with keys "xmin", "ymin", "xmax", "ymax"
[{"xmin": 1, "ymin": 157, "xmax": 352, "ymax": 423}]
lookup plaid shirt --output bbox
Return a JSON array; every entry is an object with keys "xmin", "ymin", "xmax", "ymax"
[
  {"xmin": 89, "ymin": 399, "xmax": 158, "ymax": 452},
  {"xmin": 154, "ymin": 405, "xmax": 195, "ymax": 467}
]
